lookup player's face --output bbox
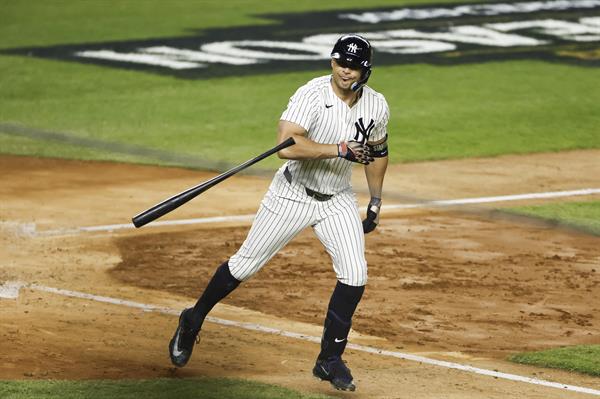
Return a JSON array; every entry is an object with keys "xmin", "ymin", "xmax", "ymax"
[{"xmin": 331, "ymin": 59, "xmax": 362, "ymax": 92}]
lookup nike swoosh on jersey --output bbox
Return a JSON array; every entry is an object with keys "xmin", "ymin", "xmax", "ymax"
[{"xmin": 325, "ymin": 104, "xmax": 333, "ymax": 108}]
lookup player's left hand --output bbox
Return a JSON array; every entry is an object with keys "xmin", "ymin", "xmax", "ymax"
[
  {"xmin": 363, "ymin": 197, "xmax": 381, "ymax": 234},
  {"xmin": 338, "ymin": 140, "xmax": 374, "ymax": 165}
]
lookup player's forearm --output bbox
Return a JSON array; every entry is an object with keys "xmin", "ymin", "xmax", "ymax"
[
  {"xmin": 364, "ymin": 156, "xmax": 388, "ymax": 198},
  {"xmin": 278, "ymin": 133, "xmax": 338, "ymax": 160}
]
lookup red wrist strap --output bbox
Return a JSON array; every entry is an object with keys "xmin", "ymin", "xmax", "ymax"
[{"xmin": 338, "ymin": 141, "xmax": 348, "ymax": 157}]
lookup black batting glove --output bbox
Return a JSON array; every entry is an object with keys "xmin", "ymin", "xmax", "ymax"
[
  {"xmin": 363, "ymin": 197, "xmax": 382, "ymax": 234},
  {"xmin": 338, "ymin": 140, "xmax": 374, "ymax": 165}
]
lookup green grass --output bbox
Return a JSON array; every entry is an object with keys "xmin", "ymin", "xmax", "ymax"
[
  {"xmin": 0, "ymin": 377, "xmax": 334, "ymax": 399},
  {"xmin": 509, "ymin": 345, "xmax": 600, "ymax": 377},
  {"xmin": 0, "ymin": 0, "xmax": 475, "ymax": 48},
  {"xmin": 0, "ymin": 1, "xmax": 599, "ymax": 168},
  {"xmin": 386, "ymin": 62, "xmax": 600, "ymax": 162},
  {"xmin": 505, "ymin": 201, "xmax": 600, "ymax": 235}
]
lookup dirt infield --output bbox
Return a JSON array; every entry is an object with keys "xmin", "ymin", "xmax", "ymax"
[{"xmin": 1, "ymin": 152, "xmax": 599, "ymax": 398}]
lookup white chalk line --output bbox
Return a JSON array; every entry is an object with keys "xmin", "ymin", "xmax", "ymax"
[
  {"xmin": 46, "ymin": 215, "xmax": 255, "ymax": 236},
  {"xmin": 3, "ymin": 281, "xmax": 599, "ymax": 396},
  {"xmin": 385, "ymin": 188, "xmax": 600, "ymax": 209},
  {"xmin": 30, "ymin": 187, "xmax": 600, "ymax": 237}
]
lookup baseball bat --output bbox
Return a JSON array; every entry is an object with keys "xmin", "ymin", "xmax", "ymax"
[{"xmin": 132, "ymin": 137, "xmax": 296, "ymax": 228}]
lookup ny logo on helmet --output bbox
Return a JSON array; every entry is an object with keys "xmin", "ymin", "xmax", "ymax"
[{"xmin": 347, "ymin": 43, "xmax": 360, "ymax": 53}]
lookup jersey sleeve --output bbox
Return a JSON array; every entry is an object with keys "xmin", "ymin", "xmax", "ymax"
[
  {"xmin": 280, "ymin": 85, "xmax": 319, "ymax": 132},
  {"xmin": 369, "ymin": 96, "xmax": 390, "ymax": 143}
]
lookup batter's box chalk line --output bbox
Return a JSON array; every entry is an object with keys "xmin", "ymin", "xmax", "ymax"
[
  {"xmin": 24, "ymin": 187, "xmax": 600, "ymax": 237},
  {"xmin": 1, "ymin": 280, "xmax": 599, "ymax": 396},
  {"xmin": 0, "ymin": 280, "xmax": 26, "ymax": 299},
  {"xmin": 0, "ymin": 221, "xmax": 37, "ymax": 237}
]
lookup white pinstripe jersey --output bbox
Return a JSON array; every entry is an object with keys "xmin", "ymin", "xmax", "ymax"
[{"xmin": 280, "ymin": 75, "xmax": 390, "ymax": 195}]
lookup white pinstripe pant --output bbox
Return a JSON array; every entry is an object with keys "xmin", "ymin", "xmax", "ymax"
[{"xmin": 228, "ymin": 169, "xmax": 367, "ymax": 286}]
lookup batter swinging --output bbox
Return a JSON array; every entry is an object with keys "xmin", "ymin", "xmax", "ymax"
[{"xmin": 169, "ymin": 34, "xmax": 389, "ymax": 392}]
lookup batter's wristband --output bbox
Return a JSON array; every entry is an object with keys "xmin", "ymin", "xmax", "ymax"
[
  {"xmin": 337, "ymin": 142, "xmax": 348, "ymax": 158},
  {"xmin": 369, "ymin": 197, "xmax": 382, "ymax": 207}
]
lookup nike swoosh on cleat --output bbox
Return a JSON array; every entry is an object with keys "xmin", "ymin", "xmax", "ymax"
[
  {"xmin": 172, "ymin": 330, "xmax": 183, "ymax": 357},
  {"xmin": 334, "ymin": 338, "xmax": 346, "ymax": 343},
  {"xmin": 320, "ymin": 364, "xmax": 330, "ymax": 377}
]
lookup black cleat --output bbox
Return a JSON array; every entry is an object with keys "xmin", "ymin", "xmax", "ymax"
[
  {"xmin": 169, "ymin": 308, "xmax": 200, "ymax": 367},
  {"xmin": 313, "ymin": 356, "xmax": 356, "ymax": 391}
]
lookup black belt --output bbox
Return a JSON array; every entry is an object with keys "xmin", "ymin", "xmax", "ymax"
[{"xmin": 284, "ymin": 166, "xmax": 333, "ymax": 202}]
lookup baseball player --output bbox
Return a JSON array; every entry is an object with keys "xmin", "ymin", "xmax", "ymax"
[{"xmin": 169, "ymin": 34, "xmax": 389, "ymax": 392}]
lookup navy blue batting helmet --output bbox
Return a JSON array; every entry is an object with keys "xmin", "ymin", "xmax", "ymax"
[{"xmin": 330, "ymin": 34, "xmax": 372, "ymax": 91}]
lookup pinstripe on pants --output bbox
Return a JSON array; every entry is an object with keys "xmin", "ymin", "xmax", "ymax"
[{"xmin": 228, "ymin": 168, "xmax": 367, "ymax": 286}]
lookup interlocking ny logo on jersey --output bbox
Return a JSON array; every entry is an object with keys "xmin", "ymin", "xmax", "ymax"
[
  {"xmin": 3, "ymin": 0, "xmax": 599, "ymax": 79},
  {"xmin": 354, "ymin": 118, "xmax": 375, "ymax": 143}
]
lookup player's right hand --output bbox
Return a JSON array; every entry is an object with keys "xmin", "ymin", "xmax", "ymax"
[
  {"xmin": 363, "ymin": 197, "xmax": 381, "ymax": 233},
  {"xmin": 338, "ymin": 140, "xmax": 374, "ymax": 165}
]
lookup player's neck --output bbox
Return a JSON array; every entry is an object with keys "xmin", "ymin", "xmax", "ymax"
[{"xmin": 331, "ymin": 82, "xmax": 360, "ymax": 107}]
